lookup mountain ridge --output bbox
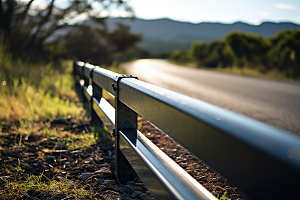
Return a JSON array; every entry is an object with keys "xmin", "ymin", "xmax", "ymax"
[
  {"xmin": 105, "ymin": 17, "xmax": 300, "ymax": 52},
  {"xmin": 106, "ymin": 17, "xmax": 300, "ymax": 41}
]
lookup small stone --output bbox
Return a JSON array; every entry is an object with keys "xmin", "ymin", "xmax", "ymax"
[
  {"xmin": 124, "ymin": 182, "xmax": 145, "ymax": 194},
  {"xmin": 57, "ymin": 176, "xmax": 75, "ymax": 185},
  {"xmin": 167, "ymin": 149, "xmax": 177, "ymax": 153},
  {"xmin": 56, "ymin": 142, "xmax": 66, "ymax": 150},
  {"xmin": 112, "ymin": 195, "xmax": 121, "ymax": 200},
  {"xmin": 139, "ymin": 193, "xmax": 147, "ymax": 200},
  {"xmin": 79, "ymin": 172, "xmax": 94, "ymax": 179},
  {"xmin": 49, "ymin": 196, "xmax": 56, "ymax": 200},
  {"xmin": 225, "ymin": 186, "xmax": 232, "ymax": 193},
  {"xmin": 93, "ymin": 193, "xmax": 100, "ymax": 198},
  {"xmin": 84, "ymin": 160, "xmax": 91, "ymax": 164},
  {"xmin": 186, "ymin": 170, "xmax": 193, "ymax": 175},
  {"xmin": 101, "ymin": 162, "xmax": 110, "ymax": 167},
  {"xmin": 71, "ymin": 150, "xmax": 82, "ymax": 154},
  {"xmin": 37, "ymin": 161, "xmax": 43, "ymax": 166},
  {"xmin": 70, "ymin": 153, "xmax": 76, "ymax": 158},
  {"xmin": 145, "ymin": 190, "xmax": 151, "ymax": 195},
  {"xmin": 211, "ymin": 178, "xmax": 217, "ymax": 182},
  {"xmin": 131, "ymin": 191, "xmax": 142, "ymax": 198},
  {"xmin": 86, "ymin": 165, "xmax": 95, "ymax": 172},
  {"xmin": 46, "ymin": 156, "xmax": 55, "ymax": 163},
  {"xmin": 127, "ymin": 181, "xmax": 134, "ymax": 185},
  {"xmin": 180, "ymin": 162, "xmax": 188, "ymax": 168},
  {"xmin": 93, "ymin": 157, "xmax": 103, "ymax": 163},
  {"xmin": 108, "ymin": 150, "xmax": 112, "ymax": 158},
  {"xmin": 124, "ymin": 185, "xmax": 134, "ymax": 194},
  {"xmin": 212, "ymin": 191, "xmax": 219, "ymax": 196},
  {"xmin": 107, "ymin": 179, "xmax": 116, "ymax": 185},
  {"xmin": 94, "ymin": 167, "xmax": 111, "ymax": 174}
]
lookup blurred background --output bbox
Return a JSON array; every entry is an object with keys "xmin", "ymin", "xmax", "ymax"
[
  {"xmin": 1, "ymin": 0, "xmax": 299, "ymax": 70},
  {"xmin": 0, "ymin": 0, "xmax": 299, "ymax": 126}
]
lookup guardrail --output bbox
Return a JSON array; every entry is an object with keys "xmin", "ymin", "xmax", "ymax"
[{"xmin": 73, "ymin": 60, "xmax": 300, "ymax": 200}]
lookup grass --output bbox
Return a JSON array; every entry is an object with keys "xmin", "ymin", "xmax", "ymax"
[
  {"xmin": 2, "ymin": 173, "xmax": 90, "ymax": 199},
  {"xmin": 211, "ymin": 66, "xmax": 292, "ymax": 81},
  {"xmin": 0, "ymin": 54, "xmax": 113, "ymax": 199},
  {"xmin": 0, "ymin": 60, "xmax": 84, "ymax": 122},
  {"xmin": 170, "ymin": 60, "xmax": 299, "ymax": 82}
]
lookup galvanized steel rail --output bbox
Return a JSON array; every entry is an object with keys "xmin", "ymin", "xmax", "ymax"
[{"xmin": 73, "ymin": 61, "xmax": 300, "ymax": 200}]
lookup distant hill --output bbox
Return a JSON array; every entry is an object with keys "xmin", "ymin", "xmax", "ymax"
[{"xmin": 106, "ymin": 18, "xmax": 300, "ymax": 53}]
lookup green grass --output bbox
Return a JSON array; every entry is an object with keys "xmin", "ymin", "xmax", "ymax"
[
  {"xmin": 170, "ymin": 60, "xmax": 299, "ymax": 82},
  {"xmin": 211, "ymin": 66, "xmax": 293, "ymax": 81},
  {"xmin": 2, "ymin": 173, "xmax": 89, "ymax": 199},
  {"xmin": 218, "ymin": 192, "xmax": 231, "ymax": 200},
  {"xmin": 43, "ymin": 128, "xmax": 59, "ymax": 138},
  {"xmin": 0, "ymin": 56, "xmax": 111, "ymax": 198},
  {"xmin": 0, "ymin": 60, "xmax": 84, "ymax": 122}
]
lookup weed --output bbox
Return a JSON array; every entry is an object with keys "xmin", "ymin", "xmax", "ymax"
[
  {"xmin": 1, "ymin": 172, "xmax": 90, "ymax": 199},
  {"xmin": 15, "ymin": 159, "xmax": 22, "ymax": 172},
  {"xmin": 0, "ymin": 138, "xmax": 5, "ymax": 145},
  {"xmin": 0, "ymin": 60, "xmax": 84, "ymax": 122},
  {"xmin": 143, "ymin": 130, "xmax": 152, "ymax": 138},
  {"xmin": 75, "ymin": 188, "xmax": 90, "ymax": 198},
  {"xmin": 92, "ymin": 125, "xmax": 111, "ymax": 142},
  {"xmin": 64, "ymin": 133, "xmax": 96, "ymax": 150},
  {"xmin": 219, "ymin": 192, "xmax": 231, "ymax": 200},
  {"xmin": 43, "ymin": 128, "xmax": 59, "ymax": 138}
]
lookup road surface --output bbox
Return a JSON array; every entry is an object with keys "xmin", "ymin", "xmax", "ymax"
[{"xmin": 124, "ymin": 59, "xmax": 300, "ymax": 136}]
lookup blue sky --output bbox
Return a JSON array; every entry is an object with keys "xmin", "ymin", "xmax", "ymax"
[
  {"xmin": 32, "ymin": 0, "xmax": 300, "ymax": 25},
  {"xmin": 125, "ymin": 0, "xmax": 300, "ymax": 25}
]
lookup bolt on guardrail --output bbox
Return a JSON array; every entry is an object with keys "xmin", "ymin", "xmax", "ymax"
[{"xmin": 74, "ymin": 60, "xmax": 300, "ymax": 200}]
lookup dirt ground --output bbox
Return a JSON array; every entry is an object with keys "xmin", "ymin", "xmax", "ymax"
[{"xmin": 0, "ymin": 115, "xmax": 251, "ymax": 200}]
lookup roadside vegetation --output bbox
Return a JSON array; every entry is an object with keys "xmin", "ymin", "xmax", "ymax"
[
  {"xmin": 169, "ymin": 30, "xmax": 300, "ymax": 81},
  {"xmin": 0, "ymin": 1, "xmax": 127, "ymax": 199},
  {"xmin": 0, "ymin": 47, "xmax": 111, "ymax": 199}
]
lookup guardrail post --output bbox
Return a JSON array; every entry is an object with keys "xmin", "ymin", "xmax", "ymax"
[
  {"xmin": 81, "ymin": 63, "xmax": 88, "ymax": 103},
  {"xmin": 73, "ymin": 60, "xmax": 76, "ymax": 75},
  {"xmin": 91, "ymin": 69, "xmax": 103, "ymax": 127},
  {"xmin": 114, "ymin": 76, "xmax": 138, "ymax": 183}
]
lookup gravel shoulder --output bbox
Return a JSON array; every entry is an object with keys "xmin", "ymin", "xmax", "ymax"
[
  {"xmin": 138, "ymin": 116, "xmax": 251, "ymax": 200},
  {"xmin": 0, "ymin": 112, "xmax": 250, "ymax": 200},
  {"xmin": 0, "ymin": 120, "xmax": 154, "ymax": 200}
]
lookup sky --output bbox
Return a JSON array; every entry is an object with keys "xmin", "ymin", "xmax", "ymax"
[
  {"xmin": 30, "ymin": 0, "xmax": 300, "ymax": 25},
  {"xmin": 123, "ymin": 0, "xmax": 300, "ymax": 25}
]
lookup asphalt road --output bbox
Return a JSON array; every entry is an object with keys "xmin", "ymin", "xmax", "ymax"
[{"xmin": 124, "ymin": 59, "xmax": 300, "ymax": 136}]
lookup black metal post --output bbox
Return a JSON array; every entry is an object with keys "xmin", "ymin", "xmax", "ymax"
[
  {"xmin": 114, "ymin": 77, "xmax": 138, "ymax": 183},
  {"xmin": 91, "ymin": 69, "xmax": 103, "ymax": 127}
]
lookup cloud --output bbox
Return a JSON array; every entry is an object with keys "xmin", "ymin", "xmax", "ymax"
[
  {"xmin": 275, "ymin": 4, "xmax": 297, "ymax": 10},
  {"xmin": 258, "ymin": 11, "xmax": 270, "ymax": 16},
  {"xmin": 298, "ymin": 16, "xmax": 300, "ymax": 20}
]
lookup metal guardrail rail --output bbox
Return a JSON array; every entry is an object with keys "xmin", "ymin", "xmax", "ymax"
[{"xmin": 73, "ymin": 61, "xmax": 300, "ymax": 200}]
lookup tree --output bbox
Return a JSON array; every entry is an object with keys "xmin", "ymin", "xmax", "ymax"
[
  {"xmin": 190, "ymin": 41, "xmax": 209, "ymax": 66},
  {"xmin": 0, "ymin": 0, "xmax": 133, "ymax": 62},
  {"xmin": 224, "ymin": 31, "xmax": 270, "ymax": 68},
  {"xmin": 268, "ymin": 30, "xmax": 300, "ymax": 77},
  {"xmin": 189, "ymin": 40, "xmax": 231, "ymax": 68},
  {"xmin": 61, "ymin": 22, "xmax": 141, "ymax": 65}
]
